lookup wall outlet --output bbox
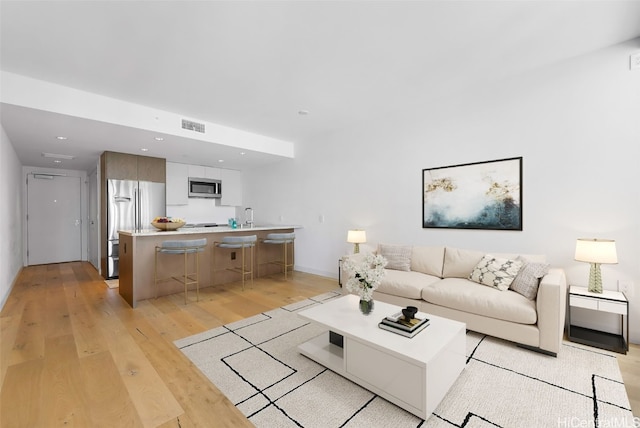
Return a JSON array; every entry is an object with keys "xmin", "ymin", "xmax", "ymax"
[
  {"xmin": 630, "ymin": 52, "xmax": 640, "ymax": 71},
  {"xmin": 279, "ymin": 215, "xmax": 284, "ymax": 222},
  {"xmin": 618, "ymin": 280, "xmax": 634, "ymax": 297},
  {"xmin": 319, "ymin": 215, "xmax": 325, "ymax": 223}
]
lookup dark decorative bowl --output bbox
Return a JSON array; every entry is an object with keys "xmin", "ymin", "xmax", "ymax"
[{"xmin": 402, "ymin": 306, "xmax": 418, "ymax": 320}]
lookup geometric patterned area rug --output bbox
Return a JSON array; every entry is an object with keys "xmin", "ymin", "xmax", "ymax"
[{"xmin": 175, "ymin": 291, "xmax": 634, "ymax": 427}]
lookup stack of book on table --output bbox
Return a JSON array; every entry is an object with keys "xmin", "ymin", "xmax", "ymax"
[{"xmin": 378, "ymin": 312, "xmax": 430, "ymax": 338}]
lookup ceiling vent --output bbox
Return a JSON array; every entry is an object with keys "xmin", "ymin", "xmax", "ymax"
[
  {"xmin": 182, "ymin": 119, "xmax": 205, "ymax": 133},
  {"xmin": 42, "ymin": 152, "xmax": 75, "ymax": 159}
]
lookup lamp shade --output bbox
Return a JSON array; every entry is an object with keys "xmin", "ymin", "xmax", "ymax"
[
  {"xmin": 575, "ymin": 239, "xmax": 618, "ymax": 264},
  {"xmin": 347, "ymin": 230, "xmax": 366, "ymax": 244}
]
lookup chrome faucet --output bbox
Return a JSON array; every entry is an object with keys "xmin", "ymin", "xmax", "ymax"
[{"xmin": 244, "ymin": 207, "xmax": 254, "ymax": 227}]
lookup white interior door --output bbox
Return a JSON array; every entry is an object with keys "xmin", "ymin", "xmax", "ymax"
[{"xmin": 27, "ymin": 174, "xmax": 82, "ymax": 265}]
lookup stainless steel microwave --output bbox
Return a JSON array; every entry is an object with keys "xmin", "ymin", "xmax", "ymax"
[{"xmin": 188, "ymin": 177, "xmax": 222, "ymax": 198}]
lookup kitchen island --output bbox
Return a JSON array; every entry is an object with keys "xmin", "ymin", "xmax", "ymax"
[{"xmin": 118, "ymin": 225, "xmax": 298, "ymax": 307}]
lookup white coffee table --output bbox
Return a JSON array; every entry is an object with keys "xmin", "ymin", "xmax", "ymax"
[{"xmin": 298, "ymin": 294, "xmax": 466, "ymax": 420}]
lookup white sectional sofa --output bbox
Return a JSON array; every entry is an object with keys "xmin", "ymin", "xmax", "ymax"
[{"xmin": 343, "ymin": 245, "xmax": 567, "ymax": 356}]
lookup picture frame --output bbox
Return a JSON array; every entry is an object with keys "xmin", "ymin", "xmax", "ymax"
[{"xmin": 422, "ymin": 157, "xmax": 522, "ymax": 230}]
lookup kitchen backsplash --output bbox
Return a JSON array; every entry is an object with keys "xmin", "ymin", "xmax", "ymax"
[{"xmin": 166, "ymin": 197, "xmax": 236, "ymax": 224}]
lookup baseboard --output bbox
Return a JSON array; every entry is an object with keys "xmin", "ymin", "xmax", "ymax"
[
  {"xmin": 0, "ymin": 265, "xmax": 23, "ymax": 311},
  {"xmin": 294, "ymin": 265, "xmax": 338, "ymax": 280}
]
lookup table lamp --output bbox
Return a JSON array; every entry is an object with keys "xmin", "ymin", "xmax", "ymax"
[
  {"xmin": 574, "ymin": 238, "xmax": 618, "ymax": 293},
  {"xmin": 347, "ymin": 230, "xmax": 366, "ymax": 254}
]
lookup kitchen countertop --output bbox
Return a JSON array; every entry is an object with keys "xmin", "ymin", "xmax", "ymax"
[{"xmin": 118, "ymin": 224, "xmax": 301, "ymax": 237}]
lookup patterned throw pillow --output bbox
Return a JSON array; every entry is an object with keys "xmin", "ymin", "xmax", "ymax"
[
  {"xmin": 510, "ymin": 262, "xmax": 550, "ymax": 300},
  {"xmin": 469, "ymin": 254, "xmax": 523, "ymax": 291},
  {"xmin": 378, "ymin": 244, "xmax": 412, "ymax": 271}
]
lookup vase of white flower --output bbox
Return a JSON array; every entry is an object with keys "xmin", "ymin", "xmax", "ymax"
[
  {"xmin": 342, "ymin": 253, "xmax": 387, "ymax": 315},
  {"xmin": 359, "ymin": 298, "xmax": 374, "ymax": 315}
]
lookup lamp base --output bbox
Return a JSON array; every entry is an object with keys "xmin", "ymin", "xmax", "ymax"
[
  {"xmin": 353, "ymin": 243, "xmax": 360, "ymax": 254},
  {"xmin": 588, "ymin": 263, "xmax": 603, "ymax": 293}
]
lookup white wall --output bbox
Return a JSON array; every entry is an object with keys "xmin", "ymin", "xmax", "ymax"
[
  {"xmin": 244, "ymin": 39, "xmax": 640, "ymax": 343},
  {"xmin": 0, "ymin": 125, "xmax": 24, "ymax": 309}
]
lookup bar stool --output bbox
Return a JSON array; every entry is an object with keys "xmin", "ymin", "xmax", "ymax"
[
  {"xmin": 212, "ymin": 235, "xmax": 257, "ymax": 290},
  {"xmin": 154, "ymin": 238, "xmax": 207, "ymax": 304},
  {"xmin": 259, "ymin": 232, "xmax": 295, "ymax": 280}
]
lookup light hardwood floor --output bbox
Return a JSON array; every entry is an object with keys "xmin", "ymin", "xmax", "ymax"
[
  {"xmin": 619, "ymin": 343, "xmax": 640, "ymax": 417},
  {"xmin": 1, "ymin": 262, "xmax": 638, "ymax": 427}
]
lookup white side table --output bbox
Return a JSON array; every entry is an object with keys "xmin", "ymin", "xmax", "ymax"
[{"xmin": 568, "ymin": 285, "xmax": 628, "ymax": 354}]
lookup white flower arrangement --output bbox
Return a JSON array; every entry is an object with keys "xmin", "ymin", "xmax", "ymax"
[{"xmin": 342, "ymin": 253, "xmax": 388, "ymax": 302}]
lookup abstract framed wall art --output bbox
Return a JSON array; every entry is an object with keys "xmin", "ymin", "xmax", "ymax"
[{"xmin": 422, "ymin": 157, "xmax": 522, "ymax": 230}]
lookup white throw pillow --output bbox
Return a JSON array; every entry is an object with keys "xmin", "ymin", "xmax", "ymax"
[
  {"xmin": 469, "ymin": 254, "xmax": 523, "ymax": 291},
  {"xmin": 378, "ymin": 244, "xmax": 412, "ymax": 271}
]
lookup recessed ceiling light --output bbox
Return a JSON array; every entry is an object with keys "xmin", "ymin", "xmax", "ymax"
[
  {"xmin": 298, "ymin": 110, "xmax": 309, "ymax": 115},
  {"xmin": 240, "ymin": 152, "xmax": 246, "ymax": 155},
  {"xmin": 42, "ymin": 152, "xmax": 75, "ymax": 160},
  {"xmin": 218, "ymin": 159, "xmax": 224, "ymax": 163},
  {"xmin": 56, "ymin": 136, "xmax": 67, "ymax": 140},
  {"xmin": 53, "ymin": 160, "xmax": 62, "ymax": 163},
  {"xmin": 154, "ymin": 137, "xmax": 164, "ymax": 141},
  {"xmin": 141, "ymin": 148, "xmax": 149, "ymax": 152}
]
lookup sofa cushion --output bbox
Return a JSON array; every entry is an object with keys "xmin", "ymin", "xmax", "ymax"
[
  {"xmin": 379, "ymin": 244, "xmax": 412, "ymax": 271},
  {"xmin": 510, "ymin": 261, "xmax": 550, "ymax": 300},
  {"xmin": 442, "ymin": 247, "xmax": 484, "ymax": 278},
  {"xmin": 517, "ymin": 254, "xmax": 547, "ymax": 264},
  {"xmin": 422, "ymin": 278, "xmax": 537, "ymax": 324},
  {"xmin": 377, "ymin": 269, "xmax": 441, "ymax": 299},
  {"xmin": 410, "ymin": 246, "xmax": 445, "ymax": 277},
  {"xmin": 469, "ymin": 255, "xmax": 523, "ymax": 291}
]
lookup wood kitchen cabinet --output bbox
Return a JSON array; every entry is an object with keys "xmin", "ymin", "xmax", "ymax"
[
  {"xmin": 99, "ymin": 151, "xmax": 166, "ymax": 279},
  {"xmin": 103, "ymin": 151, "xmax": 138, "ymax": 180},
  {"xmin": 119, "ymin": 226, "xmax": 295, "ymax": 307},
  {"xmin": 137, "ymin": 155, "xmax": 166, "ymax": 183},
  {"xmin": 102, "ymin": 151, "xmax": 165, "ymax": 183}
]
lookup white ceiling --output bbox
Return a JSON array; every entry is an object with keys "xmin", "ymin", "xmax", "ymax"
[{"xmin": 2, "ymin": 1, "xmax": 640, "ymax": 171}]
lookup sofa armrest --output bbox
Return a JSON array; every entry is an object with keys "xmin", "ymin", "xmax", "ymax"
[
  {"xmin": 340, "ymin": 252, "xmax": 369, "ymax": 286},
  {"xmin": 341, "ymin": 252, "xmax": 370, "ymax": 264},
  {"xmin": 536, "ymin": 268, "xmax": 567, "ymax": 355}
]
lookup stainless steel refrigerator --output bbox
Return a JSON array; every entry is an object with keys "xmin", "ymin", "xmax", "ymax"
[{"xmin": 106, "ymin": 179, "xmax": 165, "ymax": 279}]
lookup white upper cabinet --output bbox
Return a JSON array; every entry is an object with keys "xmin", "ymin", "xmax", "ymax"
[
  {"xmin": 187, "ymin": 165, "xmax": 221, "ymax": 179},
  {"xmin": 204, "ymin": 166, "xmax": 221, "ymax": 179},
  {"xmin": 220, "ymin": 169, "xmax": 242, "ymax": 206},
  {"xmin": 187, "ymin": 164, "xmax": 205, "ymax": 179},
  {"xmin": 168, "ymin": 162, "xmax": 242, "ymax": 206},
  {"xmin": 166, "ymin": 162, "xmax": 189, "ymax": 205}
]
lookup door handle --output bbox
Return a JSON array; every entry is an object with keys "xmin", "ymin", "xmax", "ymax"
[
  {"xmin": 134, "ymin": 188, "xmax": 139, "ymax": 232},
  {"xmin": 137, "ymin": 188, "xmax": 142, "ymax": 231}
]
